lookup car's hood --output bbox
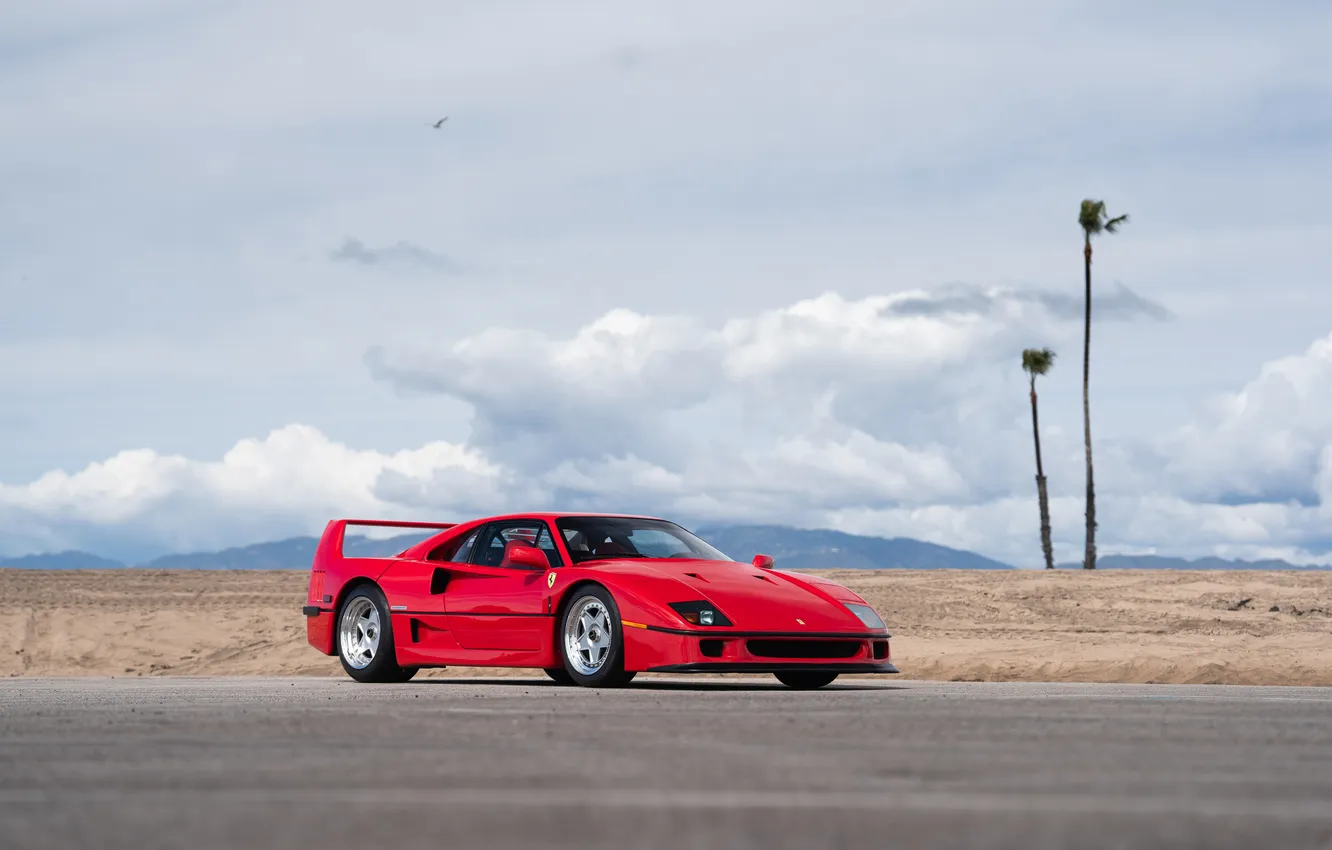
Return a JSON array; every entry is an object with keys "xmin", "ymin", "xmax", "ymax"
[{"xmin": 597, "ymin": 558, "xmax": 869, "ymax": 632}]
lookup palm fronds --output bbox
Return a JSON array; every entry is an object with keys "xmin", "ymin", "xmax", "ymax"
[
  {"xmin": 1022, "ymin": 347, "xmax": 1056, "ymax": 377},
  {"xmin": 1079, "ymin": 199, "xmax": 1130, "ymax": 237}
]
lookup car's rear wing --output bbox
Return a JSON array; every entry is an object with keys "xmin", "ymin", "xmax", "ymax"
[{"xmin": 313, "ymin": 518, "xmax": 457, "ymax": 569}]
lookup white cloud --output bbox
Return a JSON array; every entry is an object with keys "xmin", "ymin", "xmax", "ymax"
[
  {"xmin": 7, "ymin": 287, "xmax": 1332, "ymax": 568},
  {"xmin": 0, "ymin": 425, "xmax": 495, "ymax": 560},
  {"xmin": 2, "ymin": 289, "xmax": 1178, "ymax": 564},
  {"xmin": 1161, "ymin": 332, "xmax": 1332, "ymax": 506},
  {"xmin": 366, "ymin": 285, "xmax": 1164, "ymax": 463}
]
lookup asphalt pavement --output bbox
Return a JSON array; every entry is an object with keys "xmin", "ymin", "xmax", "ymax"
[{"xmin": 2, "ymin": 677, "xmax": 1331, "ymax": 850}]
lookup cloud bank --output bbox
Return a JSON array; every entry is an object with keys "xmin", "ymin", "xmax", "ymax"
[{"xmin": 19, "ymin": 285, "xmax": 1331, "ymax": 568}]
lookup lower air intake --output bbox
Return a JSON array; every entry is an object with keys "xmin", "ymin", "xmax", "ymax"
[{"xmin": 746, "ymin": 639, "xmax": 860, "ymax": 659}]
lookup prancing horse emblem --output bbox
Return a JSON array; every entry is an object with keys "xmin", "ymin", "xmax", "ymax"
[
  {"xmin": 547, "ymin": 571, "xmax": 556, "ymax": 588},
  {"xmin": 796, "ymin": 618, "xmax": 805, "ymax": 625}
]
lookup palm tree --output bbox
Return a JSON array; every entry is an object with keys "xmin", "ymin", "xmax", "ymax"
[
  {"xmin": 1077, "ymin": 199, "xmax": 1129, "ymax": 570},
  {"xmin": 1022, "ymin": 348, "xmax": 1057, "ymax": 570}
]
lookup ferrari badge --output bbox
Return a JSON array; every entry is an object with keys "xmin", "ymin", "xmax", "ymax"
[{"xmin": 547, "ymin": 571, "xmax": 556, "ymax": 588}]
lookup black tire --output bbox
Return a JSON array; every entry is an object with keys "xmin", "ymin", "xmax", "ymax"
[
  {"xmin": 774, "ymin": 671, "xmax": 839, "ymax": 690},
  {"xmin": 558, "ymin": 585, "xmax": 633, "ymax": 688},
  {"xmin": 336, "ymin": 585, "xmax": 415, "ymax": 684},
  {"xmin": 390, "ymin": 666, "xmax": 420, "ymax": 683},
  {"xmin": 544, "ymin": 667, "xmax": 574, "ymax": 685}
]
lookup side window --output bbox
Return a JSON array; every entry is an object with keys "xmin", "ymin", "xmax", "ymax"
[
  {"xmin": 448, "ymin": 530, "xmax": 479, "ymax": 563},
  {"xmin": 474, "ymin": 522, "xmax": 556, "ymax": 567},
  {"xmin": 535, "ymin": 526, "xmax": 563, "ymax": 568},
  {"xmin": 477, "ymin": 526, "xmax": 506, "ymax": 566},
  {"xmin": 427, "ymin": 529, "xmax": 479, "ymax": 562},
  {"xmin": 500, "ymin": 526, "xmax": 539, "ymax": 546}
]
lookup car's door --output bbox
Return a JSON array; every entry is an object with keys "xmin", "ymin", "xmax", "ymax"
[{"xmin": 445, "ymin": 519, "xmax": 563, "ymax": 651}]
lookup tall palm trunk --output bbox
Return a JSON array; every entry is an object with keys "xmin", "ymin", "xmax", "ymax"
[
  {"xmin": 1029, "ymin": 378, "xmax": 1054, "ymax": 570},
  {"xmin": 1081, "ymin": 235, "xmax": 1096, "ymax": 570}
]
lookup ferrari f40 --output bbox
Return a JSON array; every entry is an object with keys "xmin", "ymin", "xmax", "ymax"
[{"xmin": 303, "ymin": 513, "xmax": 897, "ymax": 688}]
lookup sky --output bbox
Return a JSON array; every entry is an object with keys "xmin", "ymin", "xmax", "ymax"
[{"xmin": 2, "ymin": 0, "xmax": 1332, "ymax": 566}]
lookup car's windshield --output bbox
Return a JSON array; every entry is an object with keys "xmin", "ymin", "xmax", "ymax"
[{"xmin": 556, "ymin": 517, "xmax": 732, "ymax": 564}]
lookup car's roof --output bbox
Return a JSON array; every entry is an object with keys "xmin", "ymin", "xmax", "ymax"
[
  {"xmin": 394, "ymin": 512, "xmax": 673, "ymax": 557},
  {"xmin": 468, "ymin": 511, "xmax": 668, "ymax": 523}
]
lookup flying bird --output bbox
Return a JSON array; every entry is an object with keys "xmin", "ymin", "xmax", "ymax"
[{"xmin": 429, "ymin": 116, "xmax": 448, "ymax": 128}]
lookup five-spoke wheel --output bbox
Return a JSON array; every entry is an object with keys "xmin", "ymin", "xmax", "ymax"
[
  {"xmin": 339, "ymin": 596, "xmax": 381, "ymax": 669},
  {"xmin": 336, "ymin": 585, "xmax": 417, "ymax": 683},
  {"xmin": 559, "ymin": 586, "xmax": 635, "ymax": 688}
]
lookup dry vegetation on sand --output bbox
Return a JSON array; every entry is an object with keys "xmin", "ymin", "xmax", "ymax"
[{"xmin": 4, "ymin": 568, "xmax": 1330, "ymax": 685}]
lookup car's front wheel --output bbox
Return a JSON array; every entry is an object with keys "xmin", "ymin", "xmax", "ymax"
[
  {"xmin": 774, "ymin": 671, "xmax": 839, "ymax": 689},
  {"xmin": 559, "ymin": 586, "xmax": 634, "ymax": 688},
  {"xmin": 337, "ymin": 585, "xmax": 416, "ymax": 683}
]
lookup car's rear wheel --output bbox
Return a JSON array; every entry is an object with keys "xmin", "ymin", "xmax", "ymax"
[
  {"xmin": 337, "ymin": 585, "xmax": 415, "ymax": 683},
  {"xmin": 559, "ymin": 586, "xmax": 633, "ymax": 688},
  {"xmin": 774, "ymin": 671, "xmax": 839, "ymax": 689}
]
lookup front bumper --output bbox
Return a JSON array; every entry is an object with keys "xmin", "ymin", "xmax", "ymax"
[{"xmin": 623, "ymin": 625, "xmax": 897, "ymax": 674}]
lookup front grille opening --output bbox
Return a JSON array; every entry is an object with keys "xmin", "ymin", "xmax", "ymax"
[
  {"xmin": 699, "ymin": 639, "xmax": 725, "ymax": 658},
  {"xmin": 872, "ymin": 640, "xmax": 889, "ymax": 660},
  {"xmin": 747, "ymin": 639, "xmax": 860, "ymax": 659}
]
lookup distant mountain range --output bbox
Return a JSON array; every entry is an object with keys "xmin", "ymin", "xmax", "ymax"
[
  {"xmin": 693, "ymin": 525, "xmax": 1012, "ymax": 571},
  {"xmin": 0, "ymin": 533, "xmax": 420, "ymax": 571},
  {"xmin": 1, "ymin": 524, "xmax": 1328, "ymax": 571},
  {"xmin": 1056, "ymin": 554, "xmax": 1331, "ymax": 570}
]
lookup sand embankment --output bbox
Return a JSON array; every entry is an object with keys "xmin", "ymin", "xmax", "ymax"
[{"xmin": 4, "ymin": 568, "xmax": 1330, "ymax": 685}]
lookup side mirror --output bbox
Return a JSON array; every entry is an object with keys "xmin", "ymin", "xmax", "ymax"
[
  {"xmin": 752, "ymin": 553, "xmax": 774, "ymax": 570},
  {"xmin": 502, "ymin": 542, "xmax": 549, "ymax": 570}
]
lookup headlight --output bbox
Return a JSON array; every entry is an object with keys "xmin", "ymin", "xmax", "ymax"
[
  {"xmin": 669, "ymin": 601, "xmax": 732, "ymax": 626},
  {"xmin": 844, "ymin": 602, "xmax": 886, "ymax": 629}
]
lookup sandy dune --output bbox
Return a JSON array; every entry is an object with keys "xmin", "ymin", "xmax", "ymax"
[{"xmin": 5, "ymin": 568, "xmax": 1330, "ymax": 685}]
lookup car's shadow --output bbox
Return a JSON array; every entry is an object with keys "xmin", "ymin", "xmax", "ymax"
[
  {"xmin": 409, "ymin": 677, "xmax": 907, "ymax": 692},
  {"xmin": 624, "ymin": 680, "xmax": 907, "ymax": 692}
]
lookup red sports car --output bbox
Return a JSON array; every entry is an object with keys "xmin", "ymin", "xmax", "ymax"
[{"xmin": 303, "ymin": 513, "xmax": 897, "ymax": 688}]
